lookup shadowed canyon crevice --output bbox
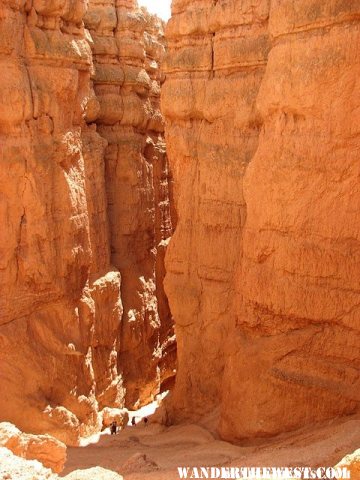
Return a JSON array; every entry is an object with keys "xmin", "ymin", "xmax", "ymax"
[
  {"xmin": 0, "ymin": 0, "xmax": 175, "ymax": 446},
  {"xmin": 84, "ymin": 0, "xmax": 176, "ymax": 409},
  {"xmin": 0, "ymin": 0, "xmax": 360, "ymax": 475}
]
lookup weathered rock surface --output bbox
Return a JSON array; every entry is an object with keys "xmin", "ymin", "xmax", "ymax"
[
  {"xmin": 0, "ymin": 447, "xmax": 54, "ymax": 480},
  {"xmin": 162, "ymin": 0, "xmax": 270, "ymax": 423},
  {"xmin": 336, "ymin": 449, "xmax": 360, "ymax": 479},
  {"xmin": 101, "ymin": 407, "xmax": 129, "ymax": 429},
  {"xmin": 221, "ymin": 0, "xmax": 360, "ymax": 441},
  {"xmin": 0, "ymin": 422, "xmax": 67, "ymax": 473},
  {"xmin": 0, "ymin": 0, "xmax": 123, "ymax": 445},
  {"xmin": 0, "ymin": 445, "xmax": 123, "ymax": 480},
  {"xmin": 0, "ymin": 0, "xmax": 174, "ymax": 445},
  {"xmin": 84, "ymin": 0, "xmax": 176, "ymax": 408},
  {"xmin": 163, "ymin": 0, "xmax": 360, "ymax": 440}
]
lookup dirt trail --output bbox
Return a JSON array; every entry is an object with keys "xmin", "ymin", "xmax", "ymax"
[{"xmin": 61, "ymin": 413, "xmax": 360, "ymax": 479}]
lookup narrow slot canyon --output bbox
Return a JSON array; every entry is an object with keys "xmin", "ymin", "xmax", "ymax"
[{"xmin": 0, "ymin": 1, "xmax": 359, "ymax": 479}]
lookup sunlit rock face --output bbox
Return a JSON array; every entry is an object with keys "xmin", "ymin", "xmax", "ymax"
[
  {"xmin": 0, "ymin": 0, "xmax": 174, "ymax": 444},
  {"xmin": 163, "ymin": 0, "xmax": 360, "ymax": 440},
  {"xmin": 0, "ymin": 447, "xmax": 55, "ymax": 480},
  {"xmin": 84, "ymin": 0, "xmax": 176, "ymax": 408},
  {"xmin": 336, "ymin": 449, "xmax": 360, "ymax": 479},
  {"xmin": 222, "ymin": 0, "xmax": 360, "ymax": 441},
  {"xmin": 0, "ymin": 0, "xmax": 123, "ymax": 445},
  {"xmin": 0, "ymin": 422, "xmax": 66, "ymax": 473},
  {"xmin": 162, "ymin": 0, "xmax": 270, "ymax": 425}
]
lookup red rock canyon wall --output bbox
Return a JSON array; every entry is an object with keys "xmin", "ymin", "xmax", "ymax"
[
  {"xmin": 2, "ymin": 0, "xmax": 359, "ymax": 447},
  {"xmin": 0, "ymin": 0, "xmax": 174, "ymax": 444},
  {"xmin": 162, "ymin": 0, "xmax": 270, "ymax": 423},
  {"xmin": 163, "ymin": 0, "xmax": 360, "ymax": 440},
  {"xmin": 84, "ymin": 0, "xmax": 176, "ymax": 407}
]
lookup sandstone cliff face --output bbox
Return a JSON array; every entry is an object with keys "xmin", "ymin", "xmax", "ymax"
[
  {"xmin": 162, "ymin": 0, "xmax": 270, "ymax": 422},
  {"xmin": 0, "ymin": 0, "xmax": 174, "ymax": 444},
  {"xmin": 163, "ymin": 0, "xmax": 360, "ymax": 439},
  {"xmin": 84, "ymin": 0, "xmax": 176, "ymax": 407},
  {"xmin": 0, "ymin": 422, "xmax": 67, "ymax": 473},
  {"xmin": 0, "ymin": 0, "xmax": 123, "ymax": 445},
  {"xmin": 222, "ymin": 0, "xmax": 360, "ymax": 440}
]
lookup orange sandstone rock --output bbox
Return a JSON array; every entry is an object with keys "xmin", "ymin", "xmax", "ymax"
[
  {"xmin": 336, "ymin": 449, "xmax": 360, "ymax": 479},
  {"xmin": 162, "ymin": 0, "xmax": 270, "ymax": 425},
  {"xmin": 101, "ymin": 407, "xmax": 129, "ymax": 429},
  {"xmin": 163, "ymin": 0, "xmax": 360, "ymax": 440},
  {"xmin": 0, "ymin": 422, "xmax": 67, "ymax": 474},
  {"xmin": 220, "ymin": 0, "xmax": 360, "ymax": 441},
  {"xmin": 0, "ymin": 0, "xmax": 175, "ymax": 445},
  {"xmin": 0, "ymin": 0, "xmax": 122, "ymax": 445},
  {"xmin": 0, "ymin": 447, "xmax": 55, "ymax": 480},
  {"xmin": 84, "ymin": 1, "xmax": 176, "ymax": 408}
]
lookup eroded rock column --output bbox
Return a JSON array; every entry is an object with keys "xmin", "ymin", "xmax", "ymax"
[
  {"xmin": 85, "ymin": 0, "xmax": 176, "ymax": 407},
  {"xmin": 0, "ymin": 0, "xmax": 123, "ymax": 444}
]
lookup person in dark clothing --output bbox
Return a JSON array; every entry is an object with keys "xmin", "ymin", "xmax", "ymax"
[
  {"xmin": 144, "ymin": 417, "xmax": 148, "ymax": 426},
  {"xmin": 110, "ymin": 421, "xmax": 117, "ymax": 435},
  {"xmin": 131, "ymin": 417, "xmax": 136, "ymax": 426}
]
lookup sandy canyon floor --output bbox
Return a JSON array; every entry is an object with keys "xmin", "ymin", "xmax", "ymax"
[{"xmin": 61, "ymin": 410, "xmax": 360, "ymax": 479}]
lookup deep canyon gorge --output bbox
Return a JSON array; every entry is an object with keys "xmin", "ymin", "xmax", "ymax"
[
  {"xmin": 0, "ymin": 0, "xmax": 175, "ymax": 446},
  {"xmin": 0, "ymin": 0, "xmax": 359, "ymax": 479}
]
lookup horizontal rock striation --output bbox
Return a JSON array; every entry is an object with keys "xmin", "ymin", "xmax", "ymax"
[{"xmin": 163, "ymin": 0, "xmax": 360, "ymax": 440}]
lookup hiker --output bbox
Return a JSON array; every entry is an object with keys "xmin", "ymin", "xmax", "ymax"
[
  {"xmin": 131, "ymin": 416, "xmax": 136, "ymax": 426},
  {"xmin": 144, "ymin": 417, "xmax": 148, "ymax": 426},
  {"xmin": 110, "ymin": 420, "xmax": 117, "ymax": 435}
]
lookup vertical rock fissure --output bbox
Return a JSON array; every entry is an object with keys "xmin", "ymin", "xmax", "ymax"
[
  {"xmin": 84, "ymin": 1, "xmax": 176, "ymax": 409},
  {"xmin": 0, "ymin": 0, "xmax": 175, "ymax": 445}
]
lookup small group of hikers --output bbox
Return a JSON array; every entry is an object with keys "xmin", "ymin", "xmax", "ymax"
[{"xmin": 110, "ymin": 416, "xmax": 148, "ymax": 435}]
